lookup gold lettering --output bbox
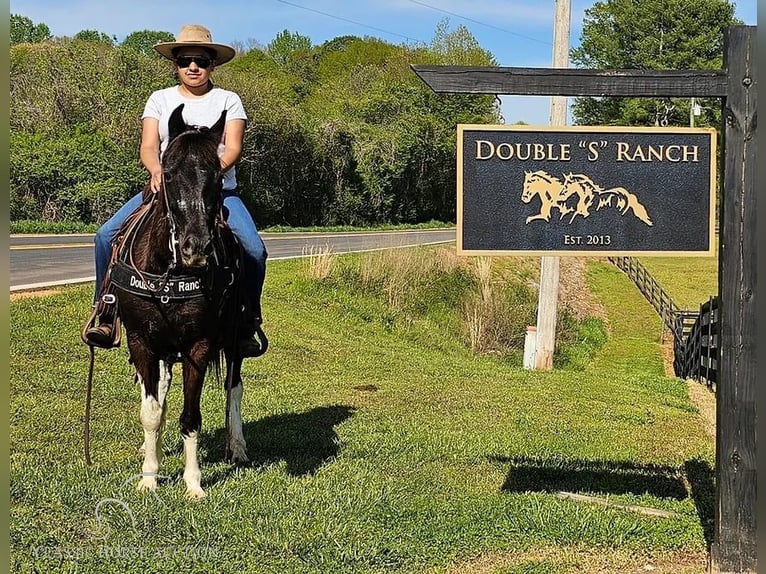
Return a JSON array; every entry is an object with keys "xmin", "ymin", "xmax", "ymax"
[
  {"xmin": 559, "ymin": 144, "xmax": 571, "ymax": 161},
  {"xmin": 616, "ymin": 142, "xmax": 631, "ymax": 161},
  {"xmin": 516, "ymin": 144, "xmax": 531, "ymax": 160},
  {"xmin": 683, "ymin": 145, "xmax": 699, "ymax": 162},
  {"xmin": 587, "ymin": 142, "xmax": 600, "ymax": 161},
  {"xmin": 533, "ymin": 143, "xmax": 545, "ymax": 160},
  {"xmin": 665, "ymin": 145, "xmax": 681, "ymax": 162},
  {"xmin": 475, "ymin": 140, "xmax": 494, "ymax": 160},
  {"xmin": 648, "ymin": 146, "xmax": 663, "ymax": 162},
  {"xmin": 496, "ymin": 143, "xmax": 513, "ymax": 160}
]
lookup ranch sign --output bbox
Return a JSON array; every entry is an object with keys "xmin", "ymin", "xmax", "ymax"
[{"xmin": 457, "ymin": 124, "xmax": 717, "ymax": 256}]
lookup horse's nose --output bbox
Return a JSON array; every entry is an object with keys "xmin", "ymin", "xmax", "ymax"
[{"xmin": 180, "ymin": 236, "xmax": 207, "ymax": 268}]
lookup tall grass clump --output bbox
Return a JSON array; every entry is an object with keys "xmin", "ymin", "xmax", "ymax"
[
  {"xmin": 302, "ymin": 244, "xmax": 336, "ymax": 281},
  {"xmin": 463, "ymin": 257, "xmax": 539, "ymax": 357},
  {"xmin": 302, "ymin": 246, "xmax": 606, "ymax": 368}
]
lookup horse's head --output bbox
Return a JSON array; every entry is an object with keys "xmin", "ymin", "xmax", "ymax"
[
  {"xmin": 521, "ymin": 170, "xmax": 540, "ymax": 203},
  {"xmin": 162, "ymin": 104, "xmax": 227, "ymax": 270}
]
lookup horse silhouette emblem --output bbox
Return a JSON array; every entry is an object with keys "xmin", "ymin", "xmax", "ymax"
[{"xmin": 521, "ymin": 170, "xmax": 653, "ymax": 226}]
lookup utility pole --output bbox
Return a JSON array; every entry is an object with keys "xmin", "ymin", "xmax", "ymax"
[
  {"xmin": 690, "ymin": 96, "xmax": 696, "ymax": 127},
  {"xmin": 534, "ymin": 0, "xmax": 571, "ymax": 370}
]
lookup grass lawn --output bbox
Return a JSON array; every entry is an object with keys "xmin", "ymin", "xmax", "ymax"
[
  {"xmin": 639, "ymin": 253, "xmax": 718, "ymax": 311},
  {"xmin": 10, "ymin": 254, "xmax": 715, "ymax": 573}
]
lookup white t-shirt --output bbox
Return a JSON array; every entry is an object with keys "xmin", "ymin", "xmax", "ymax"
[{"xmin": 142, "ymin": 85, "xmax": 248, "ymax": 190}]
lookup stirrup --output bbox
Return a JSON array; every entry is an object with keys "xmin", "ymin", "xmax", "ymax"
[
  {"xmin": 239, "ymin": 325, "xmax": 268, "ymax": 358},
  {"xmin": 80, "ymin": 297, "xmax": 122, "ymax": 349}
]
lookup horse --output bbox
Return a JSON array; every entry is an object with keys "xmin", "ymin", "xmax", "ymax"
[
  {"xmin": 110, "ymin": 103, "xmax": 250, "ymax": 499},
  {"xmin": 521, "ymin": 170, "xmax": 571, "ymax": 223},
  {"xmin": 521, "ymin": 170, "xmax": 652, "ymax": 226}
]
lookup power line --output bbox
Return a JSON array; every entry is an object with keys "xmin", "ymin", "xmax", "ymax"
[
  {"xmin": 407, "ymin": 0, "xmax": 551, "ymax": 46},
  {"xmin": 274, "ymin": 0, "xmax": 426, "ymax": 44}
]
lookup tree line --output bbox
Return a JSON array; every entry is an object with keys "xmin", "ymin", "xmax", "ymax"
[
  {"xmin": 10, "ymin": 1, "xmax": 737, "ymax": 228},
  {"xmin": 10, "ymin": 16, "xmax": 499, "ymax": 227}
]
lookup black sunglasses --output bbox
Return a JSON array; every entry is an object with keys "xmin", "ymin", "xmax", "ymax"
[{"xmin": 175, "ymin": 55, "xmax": 213, "ymax": 69}]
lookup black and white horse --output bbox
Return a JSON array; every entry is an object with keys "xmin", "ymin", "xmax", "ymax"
[{"xmin": 111, "ymin": 104, "xmax": 248, "ymax": 498}]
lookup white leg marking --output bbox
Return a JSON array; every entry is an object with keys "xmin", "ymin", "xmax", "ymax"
[
  {"xmin": 228, "ymin": 382, "xmax": 248, "ymax": 462},
  {"xmin": 136, "ymin": 373, "xmax": 146, "ymax": 457},
  {"xmin": 137, "ymin": 363, "xmax": 172, "ymax": 458},
  {"xmin": 183, "ymin": 431, "xmax": 205, "ymax": 499},
  {"xmin": 137, "ymin": 377, "xmax": 164, "ymax": 493},
  {"xmin": 156, "ymin": 360, "xmax": 172, "ymax": 461}
]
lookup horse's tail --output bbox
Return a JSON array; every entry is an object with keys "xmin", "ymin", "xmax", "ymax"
[{"xmin": 598, "ymin": 187, "xmax": 653, "ymax": 226}]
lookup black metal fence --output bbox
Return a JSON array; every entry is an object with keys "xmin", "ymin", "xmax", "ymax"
[{"xmin": 608, "ymin": 256, "xmax": 718, "ymax": 390}]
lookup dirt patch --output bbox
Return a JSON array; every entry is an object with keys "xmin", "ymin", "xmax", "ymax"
[
  {"xmin": 686, "ymin": 379, "xmax": 716, "ymax": 440},
  {"xmin": 436, "ymin": 546, "xmax": 708, "ymax": 574},
  {"xmin": 557, "ymin": 257, "xmax": 608, "ymax": 321},
  {"xmin": 10, "ymin": 289, "xmax": 62, "ymax": 302}
]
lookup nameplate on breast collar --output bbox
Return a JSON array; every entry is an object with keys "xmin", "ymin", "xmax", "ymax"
[{"xmin": 110, "ymin": 260, "xmax": 205, "ymax": 300}]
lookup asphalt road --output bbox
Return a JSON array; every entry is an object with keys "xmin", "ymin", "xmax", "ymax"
[{"xmin": 9, "ymin": 229, "xmax": 456, "ymax": 291}]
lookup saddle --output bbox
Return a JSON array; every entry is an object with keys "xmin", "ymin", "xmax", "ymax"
[{"xmin": 80, "ymin": 191, "xmax": 156, "ymax": 349}]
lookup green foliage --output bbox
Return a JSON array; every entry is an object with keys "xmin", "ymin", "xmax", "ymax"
[
  {"xmin": 10, "ymin": 129, "xmax": 144, "ymax": 223},
  {"xmin": 266, "ymin": 29, "xmax": 313, "ymax": 69},
  {"xmin": 10, "ymin": 14, "xmax": 51, "ymax": 44},
  {"xmin": 10, "ymin": 21, "xmax": 499, "ymax": 228},
  {"xmin": 554, "ymin": 315, "xmax": 609, "ymax": 370},
  {"xmin": 10, "ymin": 220, "xmax": 99, "ymax": 234},
  {"xmin": 430, "ymin": 18, "xmax": 498, "ymax": 66},
  {"xmin": 74, "ymin": 29, "xmax": 116, "ymax": 45},
  {"xmin": 571, "ymin": 0, "xmax": 738, "ymax": 127},
  {"xmin": 120, "ymin": 29, "xmax": 175, "ymax": 57},
  {"xmin": 304, "ymin": 248, "xmax": 604, "ymax": 367}
]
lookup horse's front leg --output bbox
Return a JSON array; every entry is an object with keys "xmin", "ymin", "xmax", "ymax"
[
  {"xmin": 180, "ymin": 342, "xmax": 210, "ymax": 499},
  {"xmin": 134, "ymin": 355, "xmax": 172, "ymax": 492},
  {"xmin": 225, "ymin": 353, "xmax": 248, "ymax": 463}
]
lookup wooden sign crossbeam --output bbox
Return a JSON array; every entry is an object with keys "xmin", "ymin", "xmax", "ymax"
[{"xmin": 411, "ymin": 65, "xmax": 728, "ymax": 97}]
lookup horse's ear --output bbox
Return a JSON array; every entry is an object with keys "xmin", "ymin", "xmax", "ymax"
[
  {"xmin": 168, "ymin": 104, "xmax": 186, "ymax": 141},
  {"xmin": 209, "ymin": 110, "xmax": 227, "ymax": 142}
]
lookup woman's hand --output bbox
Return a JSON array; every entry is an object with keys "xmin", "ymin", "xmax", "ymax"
[{"xmin": 149, "ymin": 169, "xmax": 163, "ymax": 193}]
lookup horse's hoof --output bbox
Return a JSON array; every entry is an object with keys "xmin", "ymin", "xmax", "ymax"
[
  {"xmin": 184, "ymin": 486, "xmax": 206, "ymax": 500},
  {"xmin": 228, "ymin": 445, "xmax": 249, "ymax": 464},
  {"xmin": 137, "ymin": 476, "xmax": 157, "ymax": 492}
]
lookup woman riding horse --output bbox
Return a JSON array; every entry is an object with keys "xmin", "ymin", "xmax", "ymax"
[{"xmin": 85, "ymin": 24, "xmax": 267, "ymax": 357}]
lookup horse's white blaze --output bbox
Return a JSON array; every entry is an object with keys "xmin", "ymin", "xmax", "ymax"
[
  {"xmin": 183, "ymin": 431, "xmax": 205, "ymax": 499},
  {"xmin": 228, "ymin": 383, "xmax": 248, "ymax": 462},
  {"xmin": 137, "ymin": 362, "xmax": 172, "ymax": 492}
]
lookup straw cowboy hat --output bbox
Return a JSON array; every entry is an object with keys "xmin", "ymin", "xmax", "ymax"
[{"xmin": 154, "ymin": 24, "xmax": 236, "ymax": 65}]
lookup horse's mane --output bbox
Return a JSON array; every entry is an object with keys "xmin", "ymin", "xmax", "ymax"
[
  {"xmin": 526, "ymin": 170, "xmax": 562, "ymax": 184},
  {"xmin": 163, "ymin": 128, "xmax": 221, "ymax": 173}
]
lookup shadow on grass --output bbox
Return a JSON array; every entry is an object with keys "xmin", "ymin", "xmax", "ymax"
[
  {"xmin": 200, "ymin": 404, "xmax": 356, "ymax": 478},
  {"xmin": 491, "ymin": 455, "xmax": 715, "ymax": 546},
  {"xmin": 683, "ymin": 457, "xmax": 716, "ymax": 548}
]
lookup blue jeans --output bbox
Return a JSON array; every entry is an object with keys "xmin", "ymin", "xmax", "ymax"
[{"xmin": 94, "ymin": 190, "xmax": 267, "ymax": 319}]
